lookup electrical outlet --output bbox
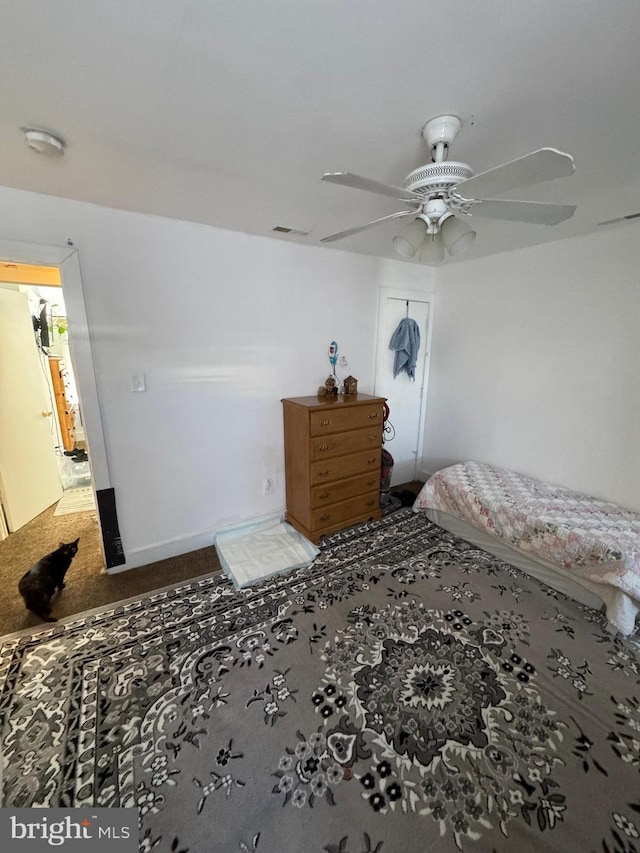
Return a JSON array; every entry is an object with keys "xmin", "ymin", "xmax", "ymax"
[
  {"xmin": 263, "ymin": 477, "xmax": 273, "ymax": 495},
  {"xmin": 131, "ymin": 372, "xmax": 146, "ymax": 392},
  {"xmin": 339, "ymin": 355, "xmax": 348, "ymax": 368}
]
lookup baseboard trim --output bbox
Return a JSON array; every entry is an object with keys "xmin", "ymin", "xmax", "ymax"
[{"xmin": 107, "ymin": 508, "xmax": 286, "ymax": 574}]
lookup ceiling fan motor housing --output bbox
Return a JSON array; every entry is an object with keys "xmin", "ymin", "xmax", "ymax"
[
  {"xmin": 404, "ymin": 161, "xmax": 473, "ymax": 197},
  {"xmin": 406, "ymin": 115, "xmax": 473, "ymax": 205}
]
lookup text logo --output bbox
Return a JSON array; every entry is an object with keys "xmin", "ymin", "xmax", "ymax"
[{"xmin": 0, "ymin": 809, "xmax": 137, "ymax": 851}]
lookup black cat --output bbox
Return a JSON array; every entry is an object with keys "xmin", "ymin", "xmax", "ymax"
[{"xmin": 18, "ymin": 538, "xmax": 79, "ymax": 622}]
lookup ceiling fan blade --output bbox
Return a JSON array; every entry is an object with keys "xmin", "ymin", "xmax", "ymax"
[
  {"xmin": 322, "ymin": 172, "xmax": 421, "ymax": 202},
  {"xmin": 320, "ymin": 209, "xmax": 418, "ymax": 243},
  {"xmin": 455, "ymin": 148, "xmax": 575, "ymax": 200},
  {"xmin": 470, "ymin": 198, "xmax": 577, "ymax": 225}
]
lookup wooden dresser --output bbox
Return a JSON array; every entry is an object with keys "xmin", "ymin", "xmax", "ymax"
[
  {"xmin": 282, "ymin": 393, "xmax": 386, "ymax": 543},
  {"xmin": 48, "ymin": 356, "xmax": 76, "ymax": 452}
]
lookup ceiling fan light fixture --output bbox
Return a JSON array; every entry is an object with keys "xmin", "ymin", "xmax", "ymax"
[
  {"xmin": 320, "ymin": 114, "xmax": 576, "ymax": 261},
  {"xmin": 418, "ymin": 231, "xmax": 445, "ymax": 264},
  {"xmin": 440, "ymin": 215, "xmax": 476, "ymax": 256},
  {"xmin": 392, "ymin": 217, "xmax": 427, "ymax": 258}
]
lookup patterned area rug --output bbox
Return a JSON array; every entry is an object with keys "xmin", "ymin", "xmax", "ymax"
[
  {"xmin": 1, "ymin": 509, "xmax": 640, "ymax": 852},
  {"xmin": 53, "ymin": 486, "xmax": 96, "ymax": 516}
]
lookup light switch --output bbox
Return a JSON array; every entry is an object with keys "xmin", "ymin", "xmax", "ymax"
[{"xmin": 131, "ymin": 372, "xmax": 146, "ymax": 392}]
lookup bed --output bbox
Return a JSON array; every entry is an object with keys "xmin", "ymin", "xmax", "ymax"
[{"xmin": 414, "ymin": 461, "xmax": 640, "ymax": 636}]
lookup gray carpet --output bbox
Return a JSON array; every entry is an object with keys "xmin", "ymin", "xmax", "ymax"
[{"xmin": 1, "ymin": 509, "xmax": 639, "ymax": 852}]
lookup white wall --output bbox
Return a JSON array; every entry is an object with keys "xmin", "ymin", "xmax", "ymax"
[
  {"xmin": 422, "ymin": 226, "xmax": 640, "ymax": 512},
  {"xmin": 0, "ymin": 186, "xmax": 430, "ymax": 568}
]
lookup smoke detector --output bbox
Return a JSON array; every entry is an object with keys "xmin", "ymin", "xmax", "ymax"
[{"xmin": 23, "ymin": 128, "xmax": 65, "ymax": 156}]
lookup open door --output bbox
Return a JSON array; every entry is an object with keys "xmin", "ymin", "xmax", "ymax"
[{"xmin": 0, "ymin": 288, "xmax": 63, "ymax": 529}]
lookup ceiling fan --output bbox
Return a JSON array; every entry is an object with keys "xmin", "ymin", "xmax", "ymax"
[{"xmin": 321, "ymin": 115, "xmax": 576, "ymax": 263}]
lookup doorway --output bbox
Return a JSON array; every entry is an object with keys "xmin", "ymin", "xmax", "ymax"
[
  {"xmin": 374, "ymin": 287, "xmax": 434, "ymax": 485},
  {"xmin": 0, "ymin": 280, "xmax": 94, "ymax": 534},
  {"xmin": 0, "ymin": 240, "xmax": 124, "ymax": 569}
]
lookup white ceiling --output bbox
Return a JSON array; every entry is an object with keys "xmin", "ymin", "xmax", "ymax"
[{"xmin": 2, "ymin": 0, "xmax": 640, "ymax": 265}]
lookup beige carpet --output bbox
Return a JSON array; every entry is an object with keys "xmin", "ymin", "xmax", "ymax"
[
  {"xmin": 53, "ymin": 486, "xmax": 97, "ymax": 516},
  {"xmin": 0, "ymin": 501, "xmax": 221, "ymax": 636}
]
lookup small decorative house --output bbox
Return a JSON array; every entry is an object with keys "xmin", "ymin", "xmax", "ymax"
[{"xmin": 343, "ymin": 375, "xmax": 358, "ymax": 396}]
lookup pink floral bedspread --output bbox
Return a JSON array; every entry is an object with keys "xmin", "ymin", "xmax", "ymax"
[{"xmin": 414, "ymin": 461, "xmax": 640, "ymax": 604}]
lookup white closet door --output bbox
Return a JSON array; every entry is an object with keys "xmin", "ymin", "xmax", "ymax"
[{"xmin": 374, "ymin": 288, "xmax": 432, "ymax": 485}]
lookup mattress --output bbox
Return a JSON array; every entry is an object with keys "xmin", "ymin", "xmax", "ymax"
[{"xmin": 414, "ymin": 461, "xmax": 640, "ymax": 636}]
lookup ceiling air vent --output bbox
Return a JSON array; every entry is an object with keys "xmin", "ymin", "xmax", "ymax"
[
  {"xmin": 597, "ymin": 212, "xmax": 640, "ymax": 227},
  {"xmin": 272, "ymin": 226, "xmax": 310, "ymax": 236}
]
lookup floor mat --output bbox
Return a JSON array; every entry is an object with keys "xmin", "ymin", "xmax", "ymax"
[
  {"xmin": 215, "ymin": 515, "xmax": 319, "ymax": 587},
  {"xmin": 53, "ymin": 486, "xmax": 96, "ymax": 516}
]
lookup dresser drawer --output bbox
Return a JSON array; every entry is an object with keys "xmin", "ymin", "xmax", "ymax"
[
  {"xmin": 311, "ymin": 428, "xmax": 381, "ymax": 461},
  {"xmin": 311, "ymin": 471, "xmax": 380, "ymax": 508},
  {"xmin": 311, "ymin": 491, "xmax": 379, "ymax": 529},
  {"xmin": 310, "ymin": 404, "xmax": 383, "ymax": 436},
  {"xmin": 310, "ymin": 448, "xmax": 381, "ymax": 485}
]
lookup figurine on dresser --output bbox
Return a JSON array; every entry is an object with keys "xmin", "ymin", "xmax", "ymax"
[{"xmin": 317, "ymin": 376, "xmax": 339, "ymax": 397}]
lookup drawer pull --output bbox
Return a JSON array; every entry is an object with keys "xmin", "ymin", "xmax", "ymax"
[
  {"xmin": 319, "ymin": 514, "xmax": 330, "ymax": 522},
  {"xmin": 368, "ymin": 412, "xmax": 379, "ymax": 419},
  {"xmin": 368, "ymin": 434, "xmax": 378, "ymax": 441},
  {"xmin": 365, "ymin": 499, "xmax": 376, "ymax": 507},
  {"xmin": 318, "ymin": 492, "xmax": 330, "ymax": 500},
  {"xmin": 318, "ymin": 470, "xmax": 330, "ymax": 477},
  {"xmin": 320, "ymin": 418, "xmax": 333, "ymax": 426},
  {"xmin": 318, "ymin": 444, "xmax": 331, "ymax": 452},
  {"xmin": 366, "ymin": 478, "xmax": 376, "ymax": 487},
  {"xmin": 367, "ymin": 457, "xmax": 376, "ymax": 464}
]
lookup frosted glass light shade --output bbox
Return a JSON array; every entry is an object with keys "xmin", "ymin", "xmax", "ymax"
[
  {"xmin": 440, "ymin": 215, "xmax": 476, "ymax": 256},
  {"xmin": 418, "ymin": 232, "xmax": 445, "ymax": 264},
  {"xmin": 393, "ymin": 218, "xmax": 428, "ymax": 258}
]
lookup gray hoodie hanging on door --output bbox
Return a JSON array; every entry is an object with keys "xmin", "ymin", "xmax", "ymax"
[{"xmin": 389, "ymin": 317, "xmax": 421, "ymax": 380}]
